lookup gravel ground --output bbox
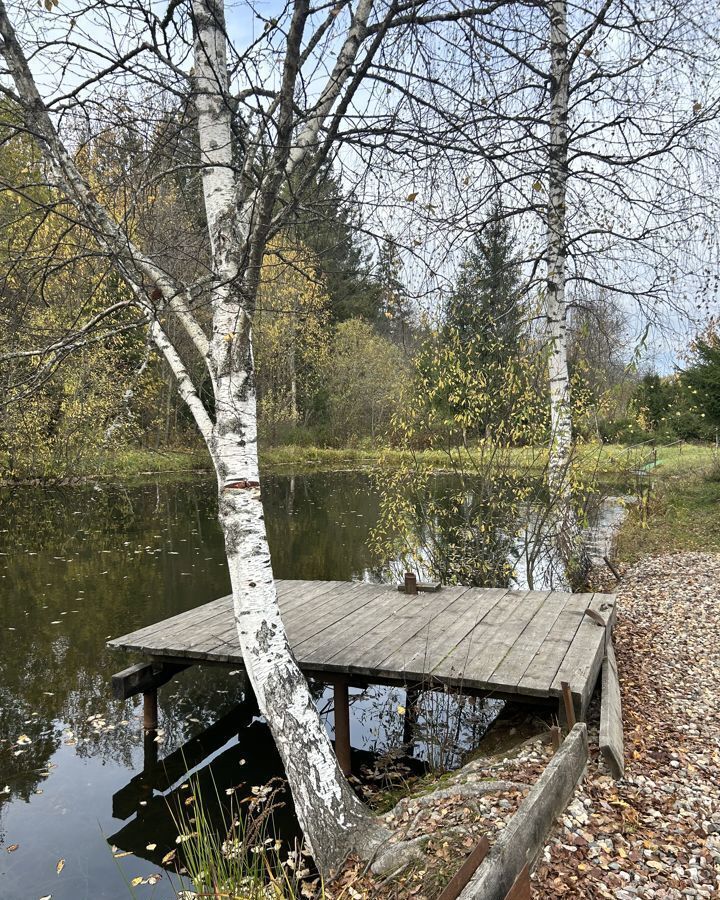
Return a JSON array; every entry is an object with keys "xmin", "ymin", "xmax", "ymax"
[{"xmin": 533, "ymin": 552, "xmax": 720, "ymax": 899}]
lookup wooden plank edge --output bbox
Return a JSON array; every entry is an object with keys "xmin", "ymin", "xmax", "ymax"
[
  {"xmin": 599, "ymin": 641, "xmax": 624, "ymax": 779},
  {"xmin": 457, "ymin": 722, "xmax": 589, "ymax": 900}
]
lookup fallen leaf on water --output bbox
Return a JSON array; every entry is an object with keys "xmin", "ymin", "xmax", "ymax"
[
  {"xmin": 39, "ymin": 895, "xmax": 52, "ymax": 899},
  {"xmin": 7, "ymin": 844, "xmax": 19, "ymax": 852},
  {"xmin": 113, "ymin": 851, "xmax": 131, "ymax": 858},
  {"xmin": 146, "ymin": 874, "xmax": 162, "ymax": 884},
  {"xmin": 16, "ymin": 735, "xmax": 31, "ymax": 745},
  {"xmin": 146, "ymin": 843, "xmax": 157, "ymax": 851},
  {"xmin": 130, "ymin": 876, "xmax": 143, "ymax": 887},
  {"xmin": 56, "ymin": 859, "xmax": 65, "ymax": 875},
  {"xmin": 161, "ymin": 849, "xmax": 176, "ymax": 865}
]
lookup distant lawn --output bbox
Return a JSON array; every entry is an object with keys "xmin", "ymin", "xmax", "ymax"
[
  {"xmin": 5, "ymin": 439, "xmax": 715, "ymax": 493},
  {"xmin": 617, "ymin": 446, "xmax": 720, "ymax": 560}
]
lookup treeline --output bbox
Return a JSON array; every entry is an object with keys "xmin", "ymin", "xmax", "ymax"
[{"xmin": 0, "ymin": 105, "xmax": 716, "ymax": 479}]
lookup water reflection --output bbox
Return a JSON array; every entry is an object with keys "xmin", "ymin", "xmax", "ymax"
[{"xmin": 0, "ymin": 471, "xmax": 610, "ymax": 898}]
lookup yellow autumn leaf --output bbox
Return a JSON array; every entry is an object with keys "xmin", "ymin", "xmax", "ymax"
[
  {"xmin": 56, "ymin": 859, "xmax": 65, "ymax": 875},
  {"xmin": 131, "ymin": 876, "xmax": 144, "ymax": 886}
]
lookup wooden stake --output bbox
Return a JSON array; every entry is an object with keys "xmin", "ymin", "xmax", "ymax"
[
  {"xmin": 603, "ymin": 555, "xmax": 622, "ymax": 582},
  {"xmin": 333, "ymin": 680, "xmax": 351, "ymax": 776},
  {"xmin": 561, "ymin": 681, "xmax": 576, "ymax": 727},
  {"xmin": 550, "ymin": 724, "xmax": 562, "ymax": 752},
  {"xmin": 143, "ymin": 689, "xmax": 158, "ymax": 732}
]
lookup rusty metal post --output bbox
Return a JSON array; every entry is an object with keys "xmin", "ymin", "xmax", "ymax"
[
  {"xmin": 404, "ymin": 572, "xmax": 418, "ymax": 595},
  {"xmin": 561, "ymin": 681, "xmax": 576, "ymax": 727},
  {"xmin": 143, "ymin": 689, "xmax": 158, "ymax": 732},
  {"xmin": 333, "ymin": 680, "xmax": 352, "ymax": 776}
]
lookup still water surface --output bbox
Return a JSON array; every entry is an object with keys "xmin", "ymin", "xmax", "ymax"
[
  {"xmin": 0, "ymin": 472, "xmax": 504, "ymax": 900},
  {"xmin": 0, "ymin": 469, "xmax": 619, "ymax": 899}
]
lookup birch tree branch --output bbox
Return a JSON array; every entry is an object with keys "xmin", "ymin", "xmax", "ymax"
[{"xmin": 0, "ymin": 0, "xmax": 211, "ymax": 366}]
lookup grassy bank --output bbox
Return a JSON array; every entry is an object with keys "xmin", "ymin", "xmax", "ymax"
[
  {"xmin": 617, "ymin": 448, "xmax": 720, "ymax": 561},
  {"xmin": 2, "ymin": 439, "xmax": 713, "ymax": 483}
]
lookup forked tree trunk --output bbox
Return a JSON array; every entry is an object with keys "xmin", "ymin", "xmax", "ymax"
[{"xmin": 192, "ymin": 0, "xmax": 385, "ymax": 871}]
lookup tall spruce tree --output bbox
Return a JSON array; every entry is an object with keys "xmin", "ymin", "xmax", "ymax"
[
  {"xmin": 287, "ymin": 162, "xmax": 381, "ymax": 323},
  {"xmin": 444, "ymin": 202, "xmax": 523, "ymax": 353},
  {"xmin": 439, "ymin": 203, "xmax": 525, "ymax": 437},
  {"xmin": 377, "ymin": 235, "xmax": 414, "ymax": 352}
]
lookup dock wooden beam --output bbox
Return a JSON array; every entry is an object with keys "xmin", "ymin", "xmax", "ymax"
[
  {"xmin": 111, "ymin": 661, "xmax": 190, "ymax": 701},
  {"xmin": 333, "ymin": 679, "xmax": 352, "ymax": 776}
]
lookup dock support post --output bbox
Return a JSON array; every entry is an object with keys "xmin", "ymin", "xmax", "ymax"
[
  {"xmin": 402, "ymin": 685, "xmax": 420, "ymax": 755},
  {"xmin": 143, "ymin": 689, "xmax": 158, "ymax": 732},
  {"xmin": 333, "ymin": 680, "xmax": 351, "ymax": 776},
  {"xmin": 560, "ymin": 681, "xmax": 576, "ymax": 728}
]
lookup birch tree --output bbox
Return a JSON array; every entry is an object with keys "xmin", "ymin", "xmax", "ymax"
[
  {"xmin": 363, "ymin": 0, "xmax": 720, "ymax": 566},
  {"xmin": 0, "ymin": 0, "xmax": 505, "ymax": 871}
]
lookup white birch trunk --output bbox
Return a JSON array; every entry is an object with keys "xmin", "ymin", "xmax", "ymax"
[
  {"xmin": 192, "ymin": 0, "xmax": 385, "ymax": 871},
  {"xmin": 1, "ymin": 0, "xmax": 386, "ymax": 869},
  {"xmin": 546, "ymin": 0, "xmax": 572, "ymax": 499},
  {"xmin": 545, "ymin": 0, "xmax": 588, "ymax": 581}
]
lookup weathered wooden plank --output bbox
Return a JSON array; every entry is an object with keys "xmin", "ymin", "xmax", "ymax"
[
  {"xmin": 458, "ymin": 724, "xmax": 589, "ymax": 900},
  {"xmin": 280, "ymin": 581, "xmax": 374, "ymax": 641},
  {"xmin": 297, "ymin": 588, "xmax": 408, "ymax": 664},
  {"xmin": 335, "ymin": 586, "xmax": 471, "ymax": 678},
  {"xmin": 550, "ymin": 594, "xmax": 617, "ymax": 716},
  {"xmin": 515, "ymin": 593, "xmax": 594, "ymax": 697},
  {"xmin": 108, "ymin": 582, "xmax": 617, "ymax": 715},
  {"xmin": 190, "ymin": 581, "xmax": 366, "ymax": 661},
  {"xmin": 488, "ymin": 591, "xmax": 571, "ymax": 692},
  {"xmin": 108, "ymin": 595, "xmax": 229, "ymax": 650},
  {"xmin": 376, "ymin": 587, "xmax": 508, "ymax": 683},
  {"xmin": 599, "ymin": 639, "xmax": 624, "ymax": 779},
  {"xmin": 109, "ymin": 580, "xmax": 322, "ymax": 652},
  {"xmin": 451, "ymin": 591, "xmax": 551, "ymax": 688},
  {"xmin": 277, "ymin": 579, "xmax": 357, "ymax": 616}
]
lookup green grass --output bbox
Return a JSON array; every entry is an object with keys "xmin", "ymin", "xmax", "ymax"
[
  {"xmin": 617, "ymin": 446, "xmax": 720, "ymax": 561},
  {"xmin": 73, "ymin": 446, "xmax": 211, "ymax": 479},
  {"xmin": 7, "ymin": 438, "xmax": 715, "ymax": 484}
]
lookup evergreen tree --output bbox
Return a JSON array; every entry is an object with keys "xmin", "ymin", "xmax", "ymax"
[
  {"xmin": 439, "ymin": 202, "xmax": 525, "ymax": 436},
  {"xmin": 286, "ymin": 162, "xmax": 381, "ymax": 323},
  {"xmin": 376, "ymin": 236, "xmax": 414, "ymax": 352},
  {"xmin": 444, "ymin": 202, "xmax": 523, "ymax": 352},
  {"xmin": 681, "ymin": 336, "xmax": 720, "ymax": 428}
]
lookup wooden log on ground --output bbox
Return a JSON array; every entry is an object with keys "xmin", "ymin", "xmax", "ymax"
[
  {"xmin": 599, "ymin": 639, "xmax": 624, "ymax": 779},
  {"xmin": 111, "ymin": 661, "xmax": 190, "ymax": 700},
  {"xmin": 458, "ymin": 723, "xmax": 589, "ymax": 900}
]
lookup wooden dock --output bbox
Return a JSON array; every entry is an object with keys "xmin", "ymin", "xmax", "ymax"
[{"xmin": 109, "ymin": 581, "xmax": 616, "ymax": 769}]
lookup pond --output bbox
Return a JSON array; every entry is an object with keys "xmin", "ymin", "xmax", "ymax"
[{"xmin": 0, "ymin": 471, "xmax": 624, "ymax": 899}]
